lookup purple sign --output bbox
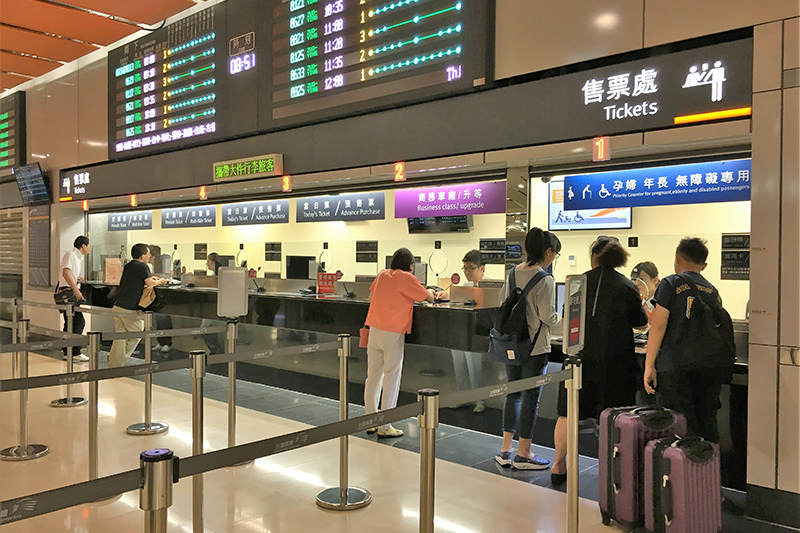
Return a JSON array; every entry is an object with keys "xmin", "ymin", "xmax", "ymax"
[{"xmin": 394, "ymin": 181, "xmax": 506, "ymax": 218}]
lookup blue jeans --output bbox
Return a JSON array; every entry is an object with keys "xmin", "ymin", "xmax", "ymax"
[{"xmin": 502, "ymin": 354, "xmax": 548, "ymax": 440}]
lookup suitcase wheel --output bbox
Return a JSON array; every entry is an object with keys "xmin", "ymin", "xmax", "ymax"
[{"xmin": 601, "ymin": 511, "xmax": 610, "ymax": 526}]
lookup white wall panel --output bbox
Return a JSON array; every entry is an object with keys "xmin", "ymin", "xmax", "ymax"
[
  {"xmin": 749, "ymin": 344, "xmax": 779, "ymax": 488},
  {"xmin": 644, "ymin": 0, "xmax": 800, "ymax": 47},
  {"xmin": 750, "ymin": 91, "xmax": 782, "ymax": 346},
  {"xmin": 781, "ymin": 87, "xmax": 800, "ymax": 348},
  {"xmin": 44, "ymin": 72, "xmax": 79, "ymax": 172},
  {"xmin": 778, "ymin": 364, "xmax": 800, "ymax": 492},
  {"xmin": 495, "ymin": 0, "xmax": 644, "ymax": 80},
  {"xmin": 78, "ymin": 57, "xmax": 108, "ymax": 166},
  {"xmin": 753, "ymin": 22, "xmax": 784, "ymax": 93}
]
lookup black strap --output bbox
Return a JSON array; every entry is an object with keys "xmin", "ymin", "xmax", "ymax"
[{"xmin": 652, "ymin": 435, "xmax": 680, "ymax": 533}]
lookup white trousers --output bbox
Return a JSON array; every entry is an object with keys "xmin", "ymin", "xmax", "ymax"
[
  {"xmin": 108, "ymin": 306, "xmax": 144, "ymax": 368},
  {"xmin": 364, "ymin": 327, "xmax": 405, "ymax": 430}
]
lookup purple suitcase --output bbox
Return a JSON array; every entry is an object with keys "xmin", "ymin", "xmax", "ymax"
[
  {"xmin": 599, "ymin": 406, "xmax": 687, "ymax": 531},
  {"xmin": 644, "ymin": 436, "xmax": 722, "ymax": 533}
]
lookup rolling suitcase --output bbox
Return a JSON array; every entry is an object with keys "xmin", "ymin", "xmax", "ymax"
[
  {"xmin": 644, "ymin": 436, "xmax": 722, "ymax": 533},
  {"xmin": 599, "ymin": 406, "xmax": 687, "ymax": 531}
]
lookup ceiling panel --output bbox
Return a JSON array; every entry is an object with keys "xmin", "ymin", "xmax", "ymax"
[
  {"xmin": 0, "ymin": 72, "xmax": 32, "ymax": 91},
  {"xmin": 61, "ymin": 0, "xmax": 196, "ymax": 25},
  {"xmin": 0, "ymin": 26, "xmax": 98, "ymax": 63},
  {"xmin": 0, "ymin": 51, "xmax": 60, "ymax": 77},
  {"xmin": 0, "ymin": 0, "xmax": 136, "ymax": 46}
]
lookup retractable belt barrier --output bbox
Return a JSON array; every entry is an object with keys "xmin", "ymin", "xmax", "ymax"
[
  {"xmin": 0, "ymin": 362, "xmax": 583, "ymax": 532},
  {"xmin": 27, "ymin": 324, "xmax": 84, "ymax": 340},
  {"xmin": 0, "ymin": 338, "xmax": 89, "ymax": 354},
  {"xmin": 102, "ymin": 325, "xmax": 227, "ymax": 342}
]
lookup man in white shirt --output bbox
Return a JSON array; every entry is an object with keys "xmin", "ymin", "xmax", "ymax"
[{"xmin": 59, "ymin": 236, "xmax": 90, "ymax": 362}]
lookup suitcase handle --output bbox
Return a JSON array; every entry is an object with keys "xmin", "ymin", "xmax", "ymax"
[
  {"xmin": 661, "ymin": 474, "xmax": 673, "ymax": 527},
  {"xmin": 612, "ymin": 446, "xmax": 621, "ymax": 494},
  {"xmin": 674, "ymin": 436, "xmax": 716, "ymax": 462},
  {"xmin": 630, "ymin": 407, "xmax": 676, "ymax": 430}
]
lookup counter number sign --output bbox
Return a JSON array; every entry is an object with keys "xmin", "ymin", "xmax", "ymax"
[
  {"xmin": 593, "ymin": 136, "xmax": 610, "ymax": 162},
  {"xmin": 394, "ymin": 162, "xmax": 406, "ymax": 182},
  {"xmin": 282, "ymin": 175, "xmax": 292, "ymax": 192}
]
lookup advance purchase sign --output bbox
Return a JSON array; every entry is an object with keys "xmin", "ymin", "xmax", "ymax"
[
  {"xmin": 296, "ymin": 192, "xmax": 385, "ymax": 223},
  {"xmin": 564, "ymin": 159, "xmax": 751, "ymax": 210},
  {"xmin": 394, "ymin": 181, "xmax": 506, "ymax": 218},
  {"xmin": 222, "ymin": 200, "xmax": 289, "ymax": 226}
]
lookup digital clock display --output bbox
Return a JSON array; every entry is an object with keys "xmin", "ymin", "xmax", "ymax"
[{"xmin": 229, "ymin": 53, "xmax": 256, "ymax": 74}]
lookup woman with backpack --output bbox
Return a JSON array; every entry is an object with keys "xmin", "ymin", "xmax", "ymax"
[
  {"xmin": 494, "ymin": 228, "xmax": 562, "ymax": 470},
  {"xmin": 550, "ymin": 236, "xmax": 648, "ymax": 484},
  {"xmin": 364, "ymin": 248, "xmax": 435, "ymax": 438}
]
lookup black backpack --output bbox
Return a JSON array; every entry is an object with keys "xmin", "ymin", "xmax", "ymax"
[
  {"xmin": 672, "ymin": 274, "xmax": 736, "ymax": 382},
  {"xmin": 488, "ymin": 269, "xmax": 548, "ymax": 365}
]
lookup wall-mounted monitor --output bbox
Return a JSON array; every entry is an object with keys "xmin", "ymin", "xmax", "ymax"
[
  {"xmin": 407, "ymin": 215, "xmax": 473, "ymax": 234},
  {"xmin": 13, "ymin": 163, "xmax": 50, "ymax": 206},
  {"xmin": 548, "ymin": 180, "xmax": 632, "ymax": 231}
]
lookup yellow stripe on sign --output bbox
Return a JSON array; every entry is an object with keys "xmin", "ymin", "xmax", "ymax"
[{"xmin": 673, "ymin": 107, "xmax": 752, "ymax": 125}]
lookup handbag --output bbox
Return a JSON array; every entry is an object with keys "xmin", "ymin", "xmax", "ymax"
[
  {"xmin": 359, "ymin": 326, "xmax": 369, "ymax": 348},
  {"xmin": 53, "ymin": 284, "xmax": 79, "ymax": 305},
  {"xmin": 138, "ymin": 286, "xmax": 159, "ymax": 310}
]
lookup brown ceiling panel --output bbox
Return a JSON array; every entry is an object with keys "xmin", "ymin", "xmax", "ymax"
[
  {"xmin": 0, "ymin": 71, "xmax": 32, "ymax": 91},
  {"xmin": 61, "ymin": 0, "xmax": 196, "ymax": 25},
  {"xmin": 0, "ymin": 50, "xmax": 59, "ymax": 77},
  {"xmin": 0, "ymin": 26, "xmax": 98, "ymax": 63},
  {"xmin": 0, "ymin": 0, "xmax": 136, "ymax": 46}
]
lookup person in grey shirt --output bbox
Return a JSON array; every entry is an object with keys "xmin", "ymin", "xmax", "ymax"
[{"xmin": 494, "ymin": 228, "xmax": 562, "ymax": 470}]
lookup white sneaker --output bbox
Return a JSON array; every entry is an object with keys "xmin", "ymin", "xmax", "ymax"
[
  {"xmin": 72, "ymin": 354, "xmax": 90, "ymax": 362},
  {"xmin": 160, "ymin": 345, "xmax": 172, "ymax": 353}
]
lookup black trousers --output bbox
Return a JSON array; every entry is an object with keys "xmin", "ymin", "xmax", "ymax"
[
  {"xmin": 61, "ymin": 310, "xmax": 85, "ymax": 357},
  {"xmin": 657, "ymin": 371, "xmax": 723, "ymax": 443}
]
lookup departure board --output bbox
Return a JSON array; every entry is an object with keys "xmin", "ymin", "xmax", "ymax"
[
  {"xmin": 0, "ymin": 91, "xmax": 25, "ymax": 174},
  {"xmin": 108, "ymin": 5, "xmax": 226, "ymax": 158},
  {"xmin": 269, "ymin": 0, "xmax": 488, "ymax": 123},
  {"xmin": 107, "ymin": 0, "xmax": 489, "ymax": 160}
]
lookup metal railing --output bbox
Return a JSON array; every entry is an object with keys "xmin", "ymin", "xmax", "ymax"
[{"xmin": 0, "ymin": 306, "xmax": 584, "ymax": 532}]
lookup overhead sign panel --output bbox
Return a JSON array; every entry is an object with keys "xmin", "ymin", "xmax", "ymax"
[
  {"xmin": 296, "ymin": 191, "xmax": 385, "ymax": 222},
  {"xmin": 221, "ymin": 199, "xmax": 290, "ymax": 225},
  {"xmin": 0, "ymin": 91, "xmax": 26, "ymax": 176},
  {"xmin": 107, "ymin": 211, "xmax": 154, "ymax": 231},
  {"xmin": 162, "ymin": 206, "xmax": 217, "ymax": 228},
  {"xmin": 563, "ymin": 158, "xmax": 751, "ymax": 210},
  {"xmin": 394, "ymin": 180, "xmax": 506, "ymax": 218}
]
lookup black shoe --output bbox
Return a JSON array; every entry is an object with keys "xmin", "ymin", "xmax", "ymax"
[{"xmin": 551, "ymin": 471, "xmax": 567, "ymax": 485}]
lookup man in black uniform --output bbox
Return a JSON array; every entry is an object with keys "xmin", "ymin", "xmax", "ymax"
[{"xmin": 643, "ymin": 237, "xmax": 724, "ymax": 442}]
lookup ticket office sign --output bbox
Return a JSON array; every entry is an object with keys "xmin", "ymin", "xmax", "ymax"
[
  {"xmin": 162, "ymin": 206, "xmax": 216, "ymax": 228},
  {"xmin": 221, "ymin": 199, "xmax": 290, "ymax": 226}
]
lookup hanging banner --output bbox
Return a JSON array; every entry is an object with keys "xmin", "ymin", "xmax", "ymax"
[
  {"xmin": 296, "ymin": 192, "xmax": 385, "ymax": 222},
  {"xmin": 563, "ymin": 159, "xmax": 751, "ymax": 210},
  {"xmin": 107, "ymin": 211, "xmax": 153, "ymax": 231},
  {"xmin": 221, "ymin": 199, "xmax": 290, "ymax": 226},
  {"xmin": 394, "ymin": 181, "xmax": 506, "ymax": 218}
]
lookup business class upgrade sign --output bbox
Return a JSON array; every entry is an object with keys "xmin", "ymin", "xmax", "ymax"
[
  {"xmin": 394, "ymin": 181, "xmax": 506, "ymax": 218},
  {"xmin": 563, "ymin": 159, "xmax": 751, "ymax": 210}
]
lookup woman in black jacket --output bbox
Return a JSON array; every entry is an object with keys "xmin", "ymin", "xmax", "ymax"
[{"xmin": 550, "ymin": 236, "xmax": 648, "ymax": 484}]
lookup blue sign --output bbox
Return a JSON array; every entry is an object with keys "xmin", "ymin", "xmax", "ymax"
[
  {"xmin": 221, "ymin": 200, "xmax": 290, "ymax": 226},
  {"xmin": 161, "ymin": 206, "xmax": 216, "ymax": 228},
  {"xmin": 296, "ymin": 192, "xmax": 385, "ymax": 223},
  {"xmin": 108, "ymin": 211, "xmax": 153, "ymax": 231},
  {"xmin": 563, "ymin": 159, "xmax": 751, "ymax": 210}
]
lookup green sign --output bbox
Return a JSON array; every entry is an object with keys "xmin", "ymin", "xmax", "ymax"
[{"xmin": 213, "ymin": 154, "xmax": 283, "ymax": 183}]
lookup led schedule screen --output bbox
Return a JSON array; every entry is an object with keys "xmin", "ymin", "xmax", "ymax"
[
  {"xmin": 268, "ymin": 0, "xmax": 490, "ymax": 123},
  {"xmin": 108, "ymin": 5, "xmax": 227, "ymax": 158},
  {"xmin": 0, "ymin": 91, "xmax": 26, "ymax": 174}
]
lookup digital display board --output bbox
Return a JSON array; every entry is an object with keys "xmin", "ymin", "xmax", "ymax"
[
  {"xmin": 108, "ymin": 0, "xmax": 490, "ymax": 160},
  {"xmin": 0, "ymin": 91, "xmax": 25, "ymax": 174},
  {"xmin": 13, "ymin": 163, "xmax": 50, "ymax": 206},
  {"xmin": 108, "ymin": 5, "xmax": 227, "ymax": 158},
  {"xmin": 269, "ymin": 0, "xmax": 489, "ymax": 123},
  {"xmin": 548, "ymin": 180, "xmax": 632, "ymax": 231}
]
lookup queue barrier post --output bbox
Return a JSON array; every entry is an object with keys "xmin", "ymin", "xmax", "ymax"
[
  {"xmin": 565, "ymin": 356, "xmax": 583, "ymax": 533},
  {"xmin": 88, "ymin": 332, "xmax": 101, "ymax": 480},
  {"xmin": 190, "ymin": 349, "xmax": 206, "ymax": 533},
  {"xmin": 0, "ymin": 319, "xmax": 50, "ymax": 461},
  {"xmin": 11, "ymin": 297, "xmax": 18, "ymax": 343},
  {"xmin": 226, "ymin": 318, "xmax": 237, "ymax": 449},
  {"xmin": 417, "ymin": 388, "xmax": 440, "ymax": 533},
  {"xmin": 51, "ymin": 303, "xmax": 88, "ymax": 408},
  {"xmin": 316, "ymin": 334, "xmax": 372, "ymax": 510},
  {"xmin": 140, "ymin": 448, "xmax": 175, "ymax": 533},
  {"xmin": 127, "ymin": 312, "xmax": 169, "ymax": 436}
]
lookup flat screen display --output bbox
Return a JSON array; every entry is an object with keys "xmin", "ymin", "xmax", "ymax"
[
  {"xmin": 14, "ymin": 163, "xmax": 50, "ymax": 205},
  {"xmin": 555, "ymin": 281, "xmax": 565, "ymax": 316},
  {"xmin": 548, "ymin": 180, "xmax": 632, "ymax": 231},
  {"xmin": 407, "ymin": 215, "xmax": 472, "ymax": 233}
]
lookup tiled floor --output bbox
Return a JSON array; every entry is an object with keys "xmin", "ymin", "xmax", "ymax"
[{"xmin": 1, "ymin": 350, "xmax": 796, "ymax": 532}]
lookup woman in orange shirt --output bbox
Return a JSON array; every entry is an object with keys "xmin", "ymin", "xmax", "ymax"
[{"xmin": 364, "ymin": 248, "xmax": 435, "ymax": 438}]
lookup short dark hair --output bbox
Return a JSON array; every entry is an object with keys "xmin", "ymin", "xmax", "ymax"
[
  {"xmin": 389, "ymin": 247, "xmax": 415, "ymax": 272},
  {"xmin": 462, "ymin": 249, "xmax": 483, "ymax": 267},
  {"xmin": 676, "ymin": 237, "xmax": 708, "ymax": 265},
  {"xmin": 525, "ymin": 227, "xmax": 561, "ymax": 266},
  {"xmin": 73, "ymin": 236, "xmax": 89, "ymax": 249},
  {"xmin": 131, "ymin": 243, "xmax": 149, "ymax": 259},
  {"xmin": 631, "ymin": 261, "xmax": 658, "ymax": 280},
  {"xmin": 590, "ymin": 235, "xmax": 629, "ymax": 269},
  {"xmin": 207, "ymin": 252, "xmax": 219, "ymax": 263}
]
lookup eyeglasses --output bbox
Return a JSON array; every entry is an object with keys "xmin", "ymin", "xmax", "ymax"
[{"xmin": 462, "ymin": 265, "xmax": 479, "ymax": 273}]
